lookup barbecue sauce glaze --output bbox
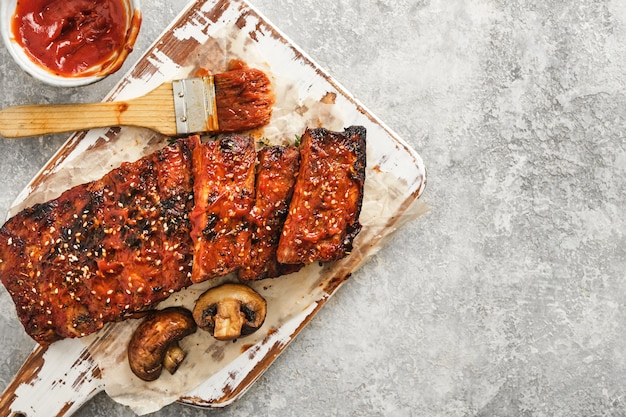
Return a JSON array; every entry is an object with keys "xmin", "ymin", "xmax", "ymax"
[{"xmin": 12, "ymin": 0, "xmax": 130, "ymax": 76}]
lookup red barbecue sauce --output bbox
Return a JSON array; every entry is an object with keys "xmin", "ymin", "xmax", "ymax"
[{"xmin": 11, "ymin": 0, "xmax": 130, "ymax": 76}]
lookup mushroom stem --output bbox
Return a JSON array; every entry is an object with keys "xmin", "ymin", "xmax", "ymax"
[
  {"xmin": 163, "ymin": 342, "xmax": 187, "ymax": 375},
  {"xmin": 214, "ymin": 299, "xmax": 246, "ymax": 340}
]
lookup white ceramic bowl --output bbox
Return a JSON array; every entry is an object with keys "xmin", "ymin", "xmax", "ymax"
[{"xmin": 0, "ymin": 0, "xmax": 141, "ymax": 87}]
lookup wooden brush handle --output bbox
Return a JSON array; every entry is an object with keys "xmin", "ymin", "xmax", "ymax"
[
  {"xmin": 0, "ymin": 83, "xmax": 177, "ymax": 138},
  {"xmin": 0, "ymin": 102, "xmax": 131, "ymax": 138}
]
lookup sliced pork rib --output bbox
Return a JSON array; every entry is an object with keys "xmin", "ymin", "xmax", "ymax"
[
  {"xmin": 239, "ymin": 145, "xmax": 303, "ymax": 281},
  {"xmin": 189, "ymin": 135, "xmax": 256, "ymax": 283},
  {"xmin": 277, "ymin": 126, "xmax": 367, "ymax": 264}
]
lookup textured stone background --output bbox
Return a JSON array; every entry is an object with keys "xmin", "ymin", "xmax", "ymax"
[{"xmin": 1, "ymin": 0, "xmax": 625, "ymax": 416}]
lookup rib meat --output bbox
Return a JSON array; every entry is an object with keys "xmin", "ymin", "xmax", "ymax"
[
  {"xmin": 276, "ymin": 126, "xmax": 367, "ymax": 264},
  {"xmin": 189, "ymin": 135, "xmax": 256, "ymax": 283},
  {"xmin": 0, "ymin": 126, "xmax": 367, "ymax": 346},
  {"xmin": 239, "ymin": 145, "xmax": 303, "ymax": 281},
  {"xmin": 0, "ymin": 136, "xmax": 198, "ymax": 345}
]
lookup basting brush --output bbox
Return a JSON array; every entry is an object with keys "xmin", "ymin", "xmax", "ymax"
[{"xmin": 0, "ymin": 65, "xmax": 274, "ymax": 138}]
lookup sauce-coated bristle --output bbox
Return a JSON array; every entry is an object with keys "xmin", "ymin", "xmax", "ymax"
[{"xmin": 214, "ymin": 67, "xmax": 275, "ymax": 132}]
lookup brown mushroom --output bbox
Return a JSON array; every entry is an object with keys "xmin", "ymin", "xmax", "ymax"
[
  {"xmin": 193, "ymin": 283, "xmax": 267, "ymax": 341},
  {"xmin": 127, "ymin": 307, "xmax": 197, "ymax": 381}
]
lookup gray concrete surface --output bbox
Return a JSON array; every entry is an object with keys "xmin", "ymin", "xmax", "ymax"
[{"xmin": 1, "ymin": 0, "xmax": 625, "ymax": 416}]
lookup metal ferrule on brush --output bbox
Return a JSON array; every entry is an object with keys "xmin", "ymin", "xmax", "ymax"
[{"xmin": 172, "ymin": 76, "xmax": 219, "ymax": 134}]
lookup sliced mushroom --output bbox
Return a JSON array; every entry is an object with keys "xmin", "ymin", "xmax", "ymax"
[
  {"xmin": 128, "ymin": 307, "xmax": 197, "ymax": 381},
  {"xmin": 193, "ymin": 283, "xmax": 267, "ymax": 341}
]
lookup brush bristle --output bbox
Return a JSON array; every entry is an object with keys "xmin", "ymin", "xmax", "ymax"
[{"xmin": 214, "ymin": 67, "xmax": 275, "ymax": 132}]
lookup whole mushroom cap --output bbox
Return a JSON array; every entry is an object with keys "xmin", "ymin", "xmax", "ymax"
[{"xmin": 193, "ymin": 283, "xmax": 267, "ymax": 341}]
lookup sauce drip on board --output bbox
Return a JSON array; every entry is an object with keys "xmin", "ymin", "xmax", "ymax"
[{"xmin": 11, "ymin": 0, "xmax": 130, "ymax": 76}]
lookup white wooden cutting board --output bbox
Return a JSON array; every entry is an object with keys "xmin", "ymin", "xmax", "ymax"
[{"xmin": 0, "ymin": 0, "xmax": 426, "ymax": 415}]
